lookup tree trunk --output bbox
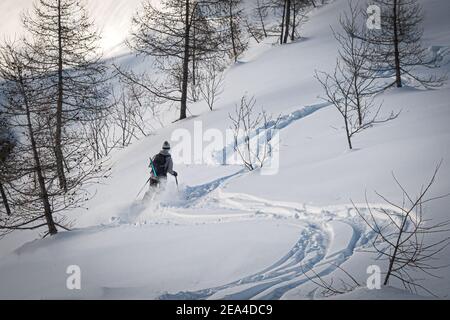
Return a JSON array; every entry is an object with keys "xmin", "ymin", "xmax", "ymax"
[
  {"xmin": 344, "ymin": 107, "xmax": 353, "ymax": 150},
  {"xmin": 393, "ymin": 0, "xmax": 402, "ymax": 88},
  {"xmin": 192, "ymin": 18, "xmax": 196, "ymax": 89},
  {"xmin": 55, "ymin": 0, "xmax": 67, "ymax": 191},
  {"xmin": 384, "ymin": 216, "xmax": 408, "ymax": 285},
  {"xmin": 354, "ymin": 76, "xmax": 363, "ymax": 126},
  {"xmin": 229, "ymin": 2, "xmax": 238, "ymax": 62},
  {"xmin": 280, "ymin": 0, "xmax": 287, "ymax": 44},
  {"xmin": 257, "ymin": 1, "xmax": 267, "ymax": 37},
  {"xmin": 291, "ymin": 1, "xmax": 296, "ymax": 41},
  {"xmin": 0, "ymin": 182, "xmax": 11, "ymax": 216},
  {"xmin": 19, "ymin": 70, "xmax": 58, "ymax": 236},
  {"xmin": 345, "ymin": 122, "xmax": 353, "ymax": 150},
  {"xmin": 180, "ymin": 0, "xmax": 191, "ymax": 120},
  {"xmin": 283, "ymin": 0, "xmax": 291, "ymax": 44}
]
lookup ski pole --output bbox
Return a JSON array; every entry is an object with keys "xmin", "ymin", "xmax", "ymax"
[
  {"xmin": 135, "ymin": 177, "xmax": 151, "ymax": 200},
  {"xmin": 175, "ymin": 175, "xmax": 179, "ymax": 192}
]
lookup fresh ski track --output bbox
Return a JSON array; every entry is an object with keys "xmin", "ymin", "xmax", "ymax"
[
  {"xmin": 153, "ymin": 188, "xmax": 381, "ymax": 300},
  {"xmin": 108, "ymin": 102, "xmax": 409, "ymax": 300},
  {"xmin": 117, "ymin": 170, "xmax": 404, "ymax": 300}
]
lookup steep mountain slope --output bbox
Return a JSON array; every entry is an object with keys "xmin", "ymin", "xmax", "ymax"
[{"xmin": 0, "ymin": 0, "xmax": 449, "ymax": 299}]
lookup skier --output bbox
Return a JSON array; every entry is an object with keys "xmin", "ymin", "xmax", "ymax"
[{"xmin": 149, "ymin": 141, "xmax": 178, "ymax": 189}]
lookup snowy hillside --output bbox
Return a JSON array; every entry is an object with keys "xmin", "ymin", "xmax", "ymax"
[{"xmin": 1, "ymin": 0, "xmax": 450, "ymax": 300}]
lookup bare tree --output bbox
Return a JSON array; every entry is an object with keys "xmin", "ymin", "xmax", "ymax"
[
  {"xmin": 220, "ymin": 0, "xmax": 249, "ymax": 63},
  {"xmin": 199, "ymin": 61, "xmax": 225, "ymax": 111},
  {"xmin": 302, "ymin": 263, "xmax": 361, "ymax": 297},
  {"xmin": 82, "ymin": 104, "xmax": 119, "ymax": 161},
  {"xmin": 315, "ymin": 61, "xmax": 397, "ymax": 150},
  {"xmin": 113, "ymin": 64, "xmax": 167, "ymax": 121},
  {"xmin": 282, "ymin": 0, "xmax": 292, "ymax": 44},
  {"xmin": 353, "ymin": 163, "xmax": 450, "ymax": 296},
  {"xmin": 290, "ymin": 0, "xmax": 310, "ymax": 41},
  {"xmin": 308, "ymin": 0, "xmax": 329, "ymax": 8},
  {"xmin": 124, "ymin": 80, "xmax": 158, "ymax": 136},
  {"xmin": 129, "ymin": 0, "xmax": 226, "ymax": 121},
  {"xmin": 112, "ymin": 85, "xmax": 155, "ymax": 148},
  {"xmin": 363, "ymin": 0, "xmax": 447, "ymax": 88},
  {"xmin": 333, "ymin": 1, "xmax": 381, "ymax": 126},
  {"xmin": 82, "ymin": 77, "xmax": 159, "ymax": 161},
  {"xmin": 229, "ymin": 95, "xmax": 281, "ymax": 170},
  {"xmin": 22, "ymin": 0, "xmax": 109, "ymax": 191},
  {"xmin": 251, "ymin": 0, "xmax": 310, "ymax": 44},
  {"xmin": 253, "ymin": 0, "xmax": 269, "ymax": 39},
  {"xmin": 0, "ymin": 42, "xmax": 105, "ymax": 237},
  {"xmin": 0, "ymin": 43, "xmax": 59, "ymax": 236},
  {"xmin": 0, "ymin": 115, "xmax": 16, "ymax": 217},
  {"xmin": 112, "ymin": 88, "xmax": 137, "ymax": 149},
  {"xmin": 255, "ymin": 110, "xmax": 281, "ymax": 169},
  {"xmin": 316, "ymin": 2, "xmax": 399, "ymax": 150},
  {"xmin": 273, "ymin": 0, "xmax": 310, "ymax": 44}
]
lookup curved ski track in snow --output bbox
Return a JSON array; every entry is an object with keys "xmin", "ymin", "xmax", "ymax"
[
  {"xmin": 153, "ymin": 186, "xmax": 404, "ymax": 300},
  {"xmin": 120, "ymin": 103, "xmax": 407, "ymax": 300},
  {"xmin": 213, "ymin": 102, "xmax": 331, "ymax": 164}
]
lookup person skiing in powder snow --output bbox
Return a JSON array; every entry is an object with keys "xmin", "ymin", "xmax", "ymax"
[{"xmin": 149, "ymin": 141, "xmax": 178, "ymax": 188}]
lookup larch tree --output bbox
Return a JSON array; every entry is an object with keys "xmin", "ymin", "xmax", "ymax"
[
  {"xmin": 129, "ymin": 0, "xmax": 225, "ymax": 120},
  {"xmin": 0, "ymin": 113, "xmax": 15, "ymax": 218},
  {"xmin": 263, "ymin": 0, "xmax": 310, "ymax": 44},
  {"xmin": 22, "ymin": 0, "xmax": 109, "ymax": 191},
  {"xmin": 220, "ymin": 0, "xmax": 249, "ymax": 63},
  {"xmin": 363, "ymin": 0, "xmax": 446, "ymax": 88},
  {"xmin": 316, "ymin": 3, "xmax": 398, "ymax": 151},
  {"xmin": 333, "ymin": 1, "xmax": 378, "ymax": 126},
  {"xmin": 0, "ymin": 37, "xmax": 107, "ymax": 237},
  {"xmin": 0, "ymin": 43, "xmax": 60, "ymax": 236}
]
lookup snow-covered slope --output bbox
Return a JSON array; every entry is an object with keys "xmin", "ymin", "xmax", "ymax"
[{"xmin": 1, "ymin": 0, "xmax": 450, "ymax": 299}]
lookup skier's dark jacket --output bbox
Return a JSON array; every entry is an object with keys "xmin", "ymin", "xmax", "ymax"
[{"xmin": 151, "ymin": 149, "xmax": 175, "ymax": 178}]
